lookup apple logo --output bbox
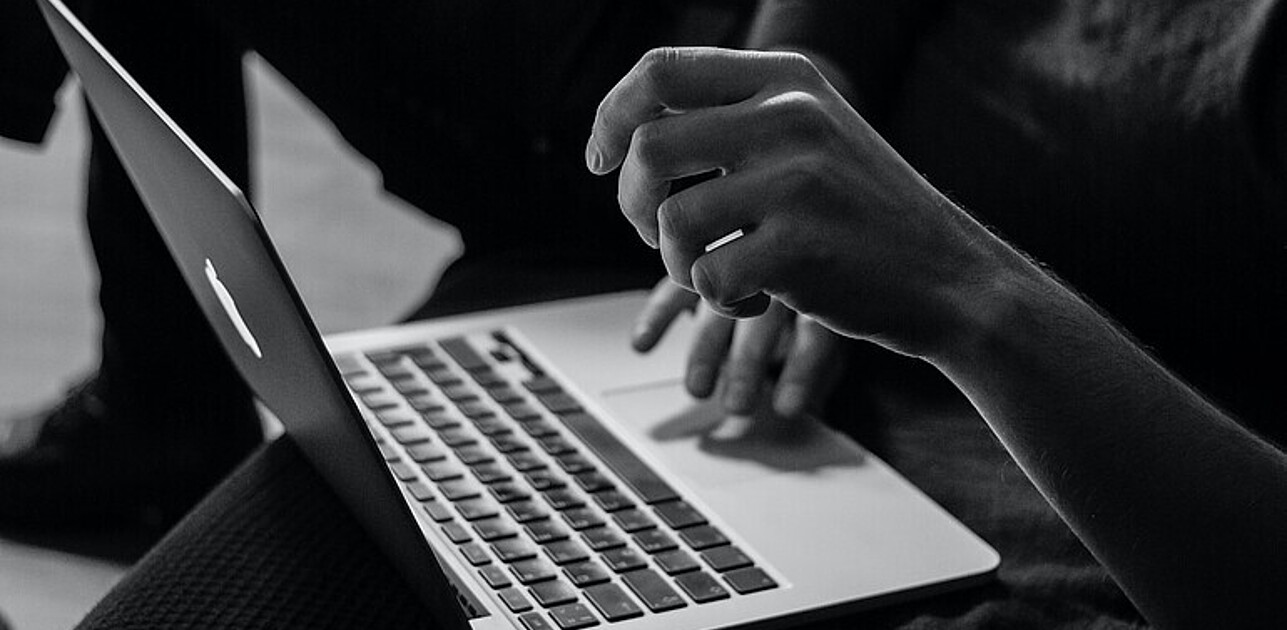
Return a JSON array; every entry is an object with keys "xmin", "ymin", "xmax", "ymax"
[{"xmin": 205, "ymin": 258, "xmax": 263, "ymax": 359}]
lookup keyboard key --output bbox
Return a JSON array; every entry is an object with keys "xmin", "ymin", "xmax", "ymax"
[
  {"xmin": 520, "ymin": 419, "xmax": 560, "ymax": 437},
  {"xmin": 406, "ymin": 393, "xmax": 445, "ymax": 413},
  {"xmin": 458, "ymin": 400, "xmax": 495, "ymax": 419},
  {"xmin": 677, "ymin": 525, "xmax": 729, "ymax": 551},
  {"xmin": 472, "ymin": 462, "xmax": 512, "ymax": 484},
  {"xmin": 611, "ymin": 509, "xmax": 655, "ymax": 533},
  {"xmin": 442, "ymin": 522, "xmax": 473, "ymax": 544},
  {"xmin": 498, "ymin": 586, "xmax": 533, "ymax": 613},
  {"xmin": 441, "ymin": 337, "xmax": 490, "ymax": 372},
  {"xmin": 365, "ymin": 350, "xmax": 403, "ymax": 366},
  {"xmin": 454, "ymin": 445, "xmax": 494, "ymax": 466},
  {"xmin": 473, "ymin": 370, "xmax": 507, "ymax": 389},
  {"xmin": 653, "ymin": 500, "xmax": 706, "ymax": 529},
  {"xmin": 601, "ymin": 547, "xmax": 648, "ymax": 573},
  {"xmin": 518, "ymin": 612, "xmax": 555, "ymax": 630},
  {"xmin": 508, "ymin": 452, "xmax": 547, "ymax": 472},
  {"xmin": 508, "ymin": 501, "xmax": 552, "ymax": 525},
  {"xmin": 504, "ymin": 402, "xmax": 543, "ymax": 421},
  {"xmin": 701, "ymin": 546, "xmax": 752, "ymax": 572},
  {"xmin": 360, "ymin": 392, "xmax": 400, "ymax": 411},
  {"xmin": 391, "ymin": 424, "xmax": 434, "ymax": 445},
  {"xmin": 525, "ymin": 519, "xmax": 570, "ymax": 544},
  {"xmin": 510, "ymin": 558, "xmax": 559, "ymax": 585},
  {"xmin": 377, "ymin": 442, "xmax": 399, "ymax": 462},
  {"xmin": 542, "ymin": 539, "xmax": 590, "ymax": 565},
  {"xmin": 420, "ymin": 411, "xmax": 459, "ymax": 430},
  {"xmin": 633, "ymin": 529, "xmax": 678, "ymax": 554},
  {"xmin": 473, "ymin": 517, "xmax": 519, "ymax": 541},
  {"xmin": 479, "ymin": 565, "xmax": 512, "ymax": 589},
  {"xmin": 405, "ymin": 480, "xmax": 435, "ymax": 502},
  {"xmin": 561, "ymin": 507, "xmax": 605, "ymax": 531},
  {"xmin": 548, "ymin": 603, "xmax": 599, "ymax": 630},
  {"xmin": 537, "ymin": 392, "xmax": 583, "ymax": 415},
  {"xmin": 439, "ymin": 479, "xmax": 483, "ymax": 501},
  {"xmin": 529, "ymin": 578, "xmax": 579, "ymax": 608},
  {"xmin": 491, "ymin": 434, "xmax": 530, "ymax": 454},
  {"xmin": 472, "ymin": 415, "xmax": 512, "ymax": 437},
  {"xmin": 591, "ymin": 490, "xmax": 635, "ymax": 513},
  {"xmin": 455, "ymin": 498, "xmax": 501, "ymax": 521},
  {"xmin": 376, "ymin": 410, "xmax": 416, "ymax": 427},
  {"xmin": 572, "ymin": 472, "xmax": 613, "ymax": 493},
  {"xmin": 406, "ymin": 443, "xmax": 449, "ymax": 463},
  {"xmin": 422, "ymin": 367, "xmax": 461, "ymax": 386},
  {"xmin": 621, "ymin": 569, "xmax": 687, "ymax": 612},
  {"xmin": 492, "ymin": 538, "xmax": 539, "ymax": 563},
  {"xmin": 584, "ymin": 582, "xmax": 644, "ymax": 621},
  {"xmin": 563, "ymin": 560, "xmax": 611, "ymax": 587},
  {"xmin": 410, "ymin": 353, "xmax": 446, "ymax": 371},
  {"xmin": 460, "ymin": 543, "xmax": 492, "ymax": 566},
  {"xmin": 543, "ymin": 488, "xmax": 585, "ymax": 511},
  {"xmin": 724, "ymin": 566, "xmax": 778, "ymax": 594},
  {"xmin": 525, "ymin": 470, "xmax": 565, "ymax": 491},
  {"xmin": 674, "ymin": 571, "xmax": 730, "ymax": 603},
  {"xmin": 438, "ymin": 428, "xmax": 478, "ymax": 448},
  {"xmin": 389, "ymin": 461, "xmax": 418, "ymax": 482},
  {"xmin": 522, "ymin": 375, "xmax": 561, "ymax": 393},
  {"xmin": 558, "ymin": 413, "xmax": 679, "ymax": 504},
  {"xmin": 538, "ymin": 436, "xmax": 578, "ymax": 456},
  {"xmin": 333, "ymin": 354, "xmax": 366, "ymax": 377},
  {"xmin": 487, "ymin": 385, "xmax": 524, "ymax": 403},
  {"xmin": 554, "ymin": 454, "xmax": 594, "ymax": 475},
  {"xmin": 393, "ymin": 380, "xmax": 429, "ymax": 397},
  {"xmin": 653, "ymin": 549, "xmax": 700, "ymax": 575},
  {"xmin": 422, "ymin": 500, "xmax": 454, "ymax": 522},
  {"xmin": 421, "ymin": 462, "xmax": 464, "ymax": 482},
  {"xmin": 489, "ymin": 482, "xmax": 532, "ymax": 504},
  {"xmin": 580, "ymin": 527, "xmax": 626, "ymax": 552}
]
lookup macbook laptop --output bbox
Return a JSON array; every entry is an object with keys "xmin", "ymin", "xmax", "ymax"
[{"xmin": 38, "ymin": 0, "xmax": 999, "ymax": 627}]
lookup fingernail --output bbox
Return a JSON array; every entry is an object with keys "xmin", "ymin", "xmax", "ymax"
[
  {"xmin": 631, "ymin": 322, "xmax": 652, "ymax": 351},
  {"xmin": 723, "ymin": 380, "xmax": 754, "ymax": 414},
  {"xmin": 636, "ymin": 228, "xmax": 659, "ymax": 250},
  {"xmin": 585, "ymin": 138, "xmax": 604, "ymax": 173},
  {"xmin": 775, "ymin": 384, "xmax": 806, "ymax": 419},
  {"xmin": 687, "ymin": 366, "xmax": 715, "ymax": 398}
]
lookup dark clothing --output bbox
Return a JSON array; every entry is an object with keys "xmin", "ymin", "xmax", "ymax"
[{"xmin": 756, "ymin": 0, "xmax": 1287, "ymax": 442}]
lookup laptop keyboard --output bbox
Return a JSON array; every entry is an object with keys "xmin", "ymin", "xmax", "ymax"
[{"xmin": 336, "ymin": 331, "xmax": 777, "ymax": 628}]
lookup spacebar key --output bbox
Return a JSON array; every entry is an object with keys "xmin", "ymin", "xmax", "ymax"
[{"xmin": 558, "ymin": 412, "xmax": 679, "ymax": 504}]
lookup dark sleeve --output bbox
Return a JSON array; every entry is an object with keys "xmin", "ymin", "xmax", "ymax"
[
  {"xmin": 745, "ymin": 0, "xmax": 947, "ymax": 121},
  {"xmin": 1245, "ymin": 0, "xmax": 1287, "ymax": 237},
  {"xmin": 0, "ymin": 0, "xmax": 72, "ymax": 145}
]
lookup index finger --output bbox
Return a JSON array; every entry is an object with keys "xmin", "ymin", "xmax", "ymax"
[{"xmin": 585, "ymin": 47, "xmax": 776, "ymax": 175}]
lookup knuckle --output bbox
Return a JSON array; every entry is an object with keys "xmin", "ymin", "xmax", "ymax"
[
  {"xmin": 656, "ymin": 194, "xmax": 689, "ymax": 241},
  {"xmin": 638, "ymin": 46, "xmax": 683, "ymax": 90},
  {"xmin": 762, "ymin": 90, "xmax": 831, "ymax": 141},
  {"xmin": 775, "ymin": 51, "xmax": 825, "ymax": 87},
  {"xmin": 629, "ymin": 120, "xmax": 667, "ymax": 173}
]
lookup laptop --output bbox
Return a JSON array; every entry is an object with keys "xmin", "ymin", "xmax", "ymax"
[{"xmin": 38, "ymin": 0, "xmax": 999, "ymax": 627}]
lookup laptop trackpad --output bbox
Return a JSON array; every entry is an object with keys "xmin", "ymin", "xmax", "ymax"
[{"xmin": 599, "ymin": 382, "xmax": 865, "ymax": 489}]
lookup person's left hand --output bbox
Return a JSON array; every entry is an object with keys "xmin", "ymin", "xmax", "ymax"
[{"xmin": 632, "ymin": 278, "xmax": 846, "ymax": 419}]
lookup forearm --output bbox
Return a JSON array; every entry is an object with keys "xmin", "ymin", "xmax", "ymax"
[{"xmin": 932, "ymin": 240, "xmax": 1287, "ymax": 627}]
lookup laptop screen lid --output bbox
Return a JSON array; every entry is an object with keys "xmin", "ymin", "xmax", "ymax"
[{"xmin": 36, "ymin": 0, "xmax": 471, "ymax": 625}]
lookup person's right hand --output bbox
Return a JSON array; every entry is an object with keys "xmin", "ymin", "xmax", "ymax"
[
  {"xmin": 586, "ymin": 47, "xmax": 1008, "ymax": 360},
  {"xmin": 632, "ymin": 278, "xmax": 847, "ymax": 419}
]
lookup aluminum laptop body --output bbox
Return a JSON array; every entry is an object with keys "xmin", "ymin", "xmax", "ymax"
[{"xmin": 39, "ymin": 0, "xmax": 999, "ymax": 627}]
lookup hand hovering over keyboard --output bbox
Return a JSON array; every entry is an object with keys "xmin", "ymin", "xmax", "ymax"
[
  {"xmin": 584, "ymin": 46, "xmax": 970, "ymax": 358},
  {"xmin": 629, "ymin": 278, "xmax": 846, "ymax": 420},
  {"xmin": 585, "ymin": 47, "xmax": 1287, "ymax": 627}
]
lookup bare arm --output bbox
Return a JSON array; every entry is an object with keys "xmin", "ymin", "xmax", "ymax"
[{"xmin": 587, "ymin": 47, "xmax": 1287, "ymax": 627}]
